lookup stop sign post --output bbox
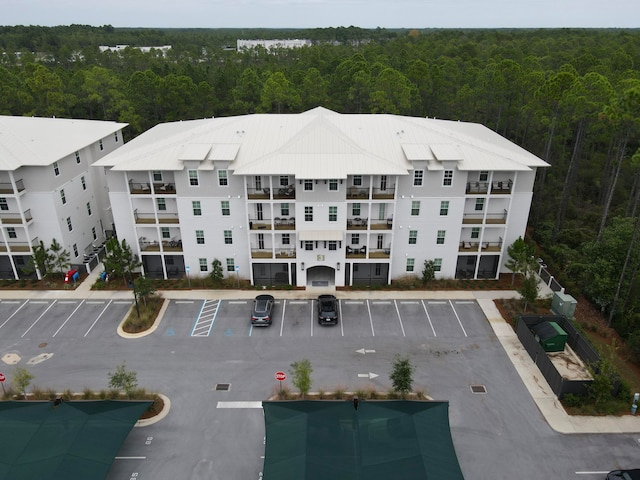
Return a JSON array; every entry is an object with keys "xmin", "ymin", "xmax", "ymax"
[{"xmin": 275, "ymin": 371, "xmax": 286, "ymax": 393}]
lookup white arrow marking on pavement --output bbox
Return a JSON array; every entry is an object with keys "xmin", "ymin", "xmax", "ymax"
[
  {"xmin": 357, "ymin": 372, "xmax": 379, "ymax": 379},
  {"xmin": 356, "ymin": 348, "xmax": 376, "ymax": 355}
]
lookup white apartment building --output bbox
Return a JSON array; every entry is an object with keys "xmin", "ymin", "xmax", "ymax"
[
  {"xmin": 0, "ymin": 116, "xmax": 127, "ymax": 279},
  {"xmin": 95, "ymin": 107, "xmax": 548, "ymax": 287}
]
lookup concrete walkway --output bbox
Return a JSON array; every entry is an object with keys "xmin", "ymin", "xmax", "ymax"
[{"xmin": 1, "ymin": 271, "xmax": 639, "ymax": 434}]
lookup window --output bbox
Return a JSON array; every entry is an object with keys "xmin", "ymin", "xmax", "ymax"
[
  {"xmin": 413, "ymin": 170, "xmax": 423, "ymax": 186},
  {"xmin": 196, "ymin": 230, "xmax": 205, "ymax": 244},
  {"xmin": 353, "ymin": 175, "xmax": 362, "ymax": 186},
  {"xmin": 92, "ymin": 227, "xmax": 97, "ymax": 240},
  {"xmin": 436, "ymin": 230, "xmax": 446, "ymax": 245},
  {"xmin": 406, "ymin": 258, "xmax": 415, "ymax": 272},
  {"xmin": 475, "ymin": 198, "xmax": 485, "ymax": 211},
  {"xmin": 161, "ymin": 227, "xmax": 170, "ymax": 239},
  {"xmin": 329, "ymin": 241, "xmax": 337, "ymax": 250},
  {"xmin": 157, "ymin": 198, "xmax": 167, "ymax": 211},
  {"xmin": 53, "ymin": 162, "xmax": 60, "ymax": 176},
  {"xmin": 352, "ymin": 203, "xmax": 361, "ymax": 216},
  {"xmin": 281, "ymin": 203, "xmax": 289, "ymax": 216},
  {"xmin": 218, "ymin": 170, "xmax": 228, "ymax": 186},
  {"xmin": 86, "ymin": 202, "xmax": 92, "ymax": 216},
  {"xmin": 188, "ymin": 170, "xmax": 199, "ymax": 186},
  {"xmin": 73, "ymin": 244, "xmax": 78, "ymax": 257},
  {"xmin": 282, "ymin": 233, "xmax": 290, "ymax": 245},
  {"xmin": 375, "ymin": 264, "xmax": 382, "ymax": 276},
  {"xmin": 280, "ymin": 176, "xmax": 289, "ymax": 186},
  {"xmin": 329, "ymin": 206, "xmax": 337, "ymax": 222},
  {"xmin": 305, "ymin": 206, "xmax": 313, "ymax": 221},
  {"xmin": 81, "ymin": 176, "xmax": 86, "ymax": 190},
  {"xmin": 440, "ymin": 200, "xmax": 449, "ymax": 216},
  {"xmin": 329, "ymin": 179, "xmax": 338, "ymax": 191},
  {"xmin": 443, "ymin": 170, "xmax": 453, "ymax": 186},
  {"xmin": 304, "ymin": 179, "xmax": 313, "ymax": 191},
  {"xmin": 224, "ymin": 230, "xmax": 233, "ymax": 244},
  {"xmin": 0, "ymin": 198, "xmax": 7, "ymax": 211},
  {"xmin": 471, "ymin": 227, "xmax": 480, "ymax": 239},
  {"xmin": 304, "ymin": 241, "xmax": 313, "ymax": 251},
  {"xmin": 226, "ymin": 258, "xmax": 235, "ymax": 272},
  {"xmin": 114, "ymin": 132, "xmax": 119, "ymax": 143},
  {"xmin": 67, "ymin": 217, "xmax": 73, "ymax": 231},
  {"xmin": 221, "ymin": 200, "xmax": 230, "ymax": 216},
  {"xmin": 433, "ymin": 258, "xmax": 442, "ymax": 272},
  {"xmin": 75, "ymin": 151, "xmax": 81, "ymax": 164},
  {"xmin": 60, "ymin": 189, "xmax": 66, "ymax": 205},
  {"xmin": 411, "ymin": 200, "xmax": 420, "ymax": 216},
  {"xmin": 192, "ymin": 201, "xmax": 202, "ymax": 216},
  {"xmin": 99, "ymin": 139, "xmax": 104, "ymax": 151},
  {"xmin": 479, "ymin": 171, "xmax": 489, "ymax": 182},
  {"xmin": 409, "ymin": 230, "xmax": 417, "ymax": 244},
  {"xmin": 199, "ymin": 258, "xmax": 208, "ymax": 272},
  {"xmin": 351, "ymin": 234, "xmax": 360, "ymax": 245},
  {"xmin": 7, "ymin": 227, "xmax": 16, "ymax": 239},
  {"xmin": 153, "ymin": 171, "xmax": 163, "ymax": 182}
]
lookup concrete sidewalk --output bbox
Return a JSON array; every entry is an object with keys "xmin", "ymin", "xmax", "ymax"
[{"xmin": 1, "ymin": 273, "xmax": 639, "ymax": 434}]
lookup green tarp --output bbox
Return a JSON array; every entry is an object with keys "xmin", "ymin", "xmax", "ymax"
[
  {"xmin": 263, "ymin": 400, "xmax": 465, "ymax": 480},
  {"xmin": 0, "ymin": 400, "xmax": 152, "ymax": 480}
]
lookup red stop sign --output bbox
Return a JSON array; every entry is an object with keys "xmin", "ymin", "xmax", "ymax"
[
  {"xmin": 0, "ymin": 373, "xmax": 5, "ymax": 382},
  {"xmin": 275, "ymin": 371, "xmax": 286, "ymax": 381}
]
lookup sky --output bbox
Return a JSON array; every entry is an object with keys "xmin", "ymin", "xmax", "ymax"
[{"xmin": 2, "ymin": 0, "xmax": 639, "ymax": 29}]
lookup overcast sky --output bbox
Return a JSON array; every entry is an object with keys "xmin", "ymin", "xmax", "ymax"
[{"xmin": 2, "ymin": 0, "xmax": 639, "ymax": 29}]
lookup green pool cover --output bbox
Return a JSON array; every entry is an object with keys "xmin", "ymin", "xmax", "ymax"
[
  {"xmin": 262, "ymin": 400, "xmax": 464, "ymax": 480},
  {"xmin": 0, "ymin": 400, "xmax": 152, "ymax": 480}
]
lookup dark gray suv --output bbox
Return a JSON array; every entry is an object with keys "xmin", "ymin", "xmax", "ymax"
[
  {"xmin": 251, "ymin": 294, "xmax": 274, "ymax": 326},
  {"xmin": 317, "ymin": 295, "xmax": 339, "ymax": 325},
  {"xmin": 607, "ymin": 470, "xmax": 640, "ymax": 480}
]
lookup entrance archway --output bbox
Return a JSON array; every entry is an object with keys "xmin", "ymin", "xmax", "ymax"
[{"xmin": 306, "ymin": 266, "xmax": 335, "ymax": 287}]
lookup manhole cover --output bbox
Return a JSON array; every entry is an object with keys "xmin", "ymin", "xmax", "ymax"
[
  {"xmin": 470, "ymin": 385, "xmax": 487, "ymax": 394},
  {"xmin": 215, "ymin": 383, "xmax": 230, "ymax": 391}
]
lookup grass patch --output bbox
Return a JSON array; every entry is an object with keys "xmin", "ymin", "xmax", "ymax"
[{"xmin": 123, "ymin": 296, "xmax": 164, "ymax": 333}]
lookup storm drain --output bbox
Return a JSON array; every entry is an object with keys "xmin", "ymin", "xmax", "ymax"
[
  {"xmin": 215, "ymin": 383, "xmax": 231, "ymax": 391},
  {"xmin": 470, "ymin": 385, "xmax": 487, "ymax": 394}
]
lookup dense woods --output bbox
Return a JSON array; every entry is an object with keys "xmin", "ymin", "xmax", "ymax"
[{"xmin": 1, "ymin": 25, "xmax": 640, "ymax": 350}]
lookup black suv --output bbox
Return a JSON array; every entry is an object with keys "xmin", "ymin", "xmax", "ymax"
[
  {"xmin": 607, "ymin": 470, "xmax": 640, "ymax": 480},
  {"xmin": 317, "ymin": 295, "xmax": 339, "ymax": 325},
  {"xmin": 251, "ymin": 294, "xmax": 274, "ymax": 326}
]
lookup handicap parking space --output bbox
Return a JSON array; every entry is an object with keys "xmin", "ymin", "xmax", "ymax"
[{"xmin": 160, "ymin": 300, "xmax": 207, "ymax": 337}]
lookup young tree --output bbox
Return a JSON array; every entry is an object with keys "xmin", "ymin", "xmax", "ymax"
[
  {"xmin": 505, "ymin": 236, "xmax": 536, "ymax": 285},
  {"xmin": 12, "ymin": 367, "xmax": 34, "ymax": 398},
  {"xmin": 289, "ymin": 359, "xmax": 313, "ymax": 399},
  {"xmin": 422, "ymin": 260, "xmax": 436, "ymax": 284},
  {"xmin": 103, "ymin": 237, "xmax": 141, "ymax": 286},
  {"xmin": 518, "ymin": 273, "xmax": 539, "ymax": 312},
  {"xmin": 49, "ymin": 238, "xmax": 70, "ymax": 278},
  {"xmin": 108, "ymin": 362, "xmax": 138, "ymax": 399},
  {"xmin": 209, "ymin": 258, "xmax": 224, "ymax": 284},
  {"xmin": 390, "ymin": 354, "xmax": 415, "ymax": 399},
  {"xmin": 133, "ymin": 276, "xmax": 156, "ymax": 306},
  {"xmin": 27, "ymin": 240, "xmax": 53, "ymax": 278}
]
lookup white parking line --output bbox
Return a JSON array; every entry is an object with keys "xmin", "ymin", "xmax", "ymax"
[
  {"xmin": 84, "ymin": 300, "xmax": 113, "ymax": 337},
  {"xmin": 58, "ymin": 301, "xmax": 77, "ymax": 304},
  {"xmin": 1, "ymin": 300, "xmax": 21, "ymax": 304},
  {"xmin": 174, "ymin": 301, "xmax": 194, "ymax": 304},
  {"xmin": 53, "ymin": 300, "xmax": 85, "ymax": 337},
  {"xmin": 428, "ymin": 301, "xmax": 447, "ymax": 304},
  {"xmin": 371, "ymin": 300, "xmax": 392, "ymax": 304},
  {"xmin": 0, "ymin": 299, "xmax": 29, "ymax": 330},
  {"xmin": 399, "ymin": 301, "xmax": 419, "ymax": 304},
  {"xmin": 421, "ymin": 300, "xmax": 437, "ymax": 336},
  {"xmin": 114, "ymin": 301, "xmax": 132, "ymax": 305},
  {"xmin": 191, "ymin": 299, "xmax": 220, "ymax": 337},
  {"xmin": 339, "ymin": 299, "xmax": 344, "ymax": 336},
  {"xmin": 85, "ymin": 301, "xmax": 105, "ymax": 304},
  {"xmin": 344, "ymin": 300, "xmax": 364, "ymax": 304},
  {"xmin": 217, "ymin": 401, "xmax": 262, "ymax": 408},
  {"xmin": 30, "ymin": 301, "xmax": 48, "ymax": 304},
  {"xmin": 228, "ymin": 301, "xmax": 247, "ymax": 304},
  {"xmin": 288, "ymin": 301, "xmax": 308, "ymax": 304},
  {"xmin": 310, "ymin": 299, "xmax": 314, "ymax": 337},
  {"xmin": 449, "ymin": 300, "xmax": 468, "ymax": 337},
  {"xmin": 393, "ymin": 300, "xmax": 406, "ymax": 337},
  {"xmin": 366, "ymin": 300, "xmax": 375, "ymax": 336},
  {"xmin": 115, "ymin": 456, "xmax": 147, "ymax": 460},
  {"xmin": 279, "ymin": 300, "xmax": 286, "ymax": 337},
  {"xmin": 455, "ymin": 301, "xmax": 475, "ymax": 304},
  {"xmin": 22, "ymin": 300, "xmax": 57, "ymax": 337}
]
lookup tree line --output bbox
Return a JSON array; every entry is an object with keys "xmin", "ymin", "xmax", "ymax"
[{"xmin": 2, "ymin": 25, "xmax": 640, "ymax": 350}]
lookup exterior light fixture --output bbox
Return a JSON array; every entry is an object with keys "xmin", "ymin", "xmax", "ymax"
[
  {"xmin": 301, "ymin": 262, "xmax": 305, "ymax": 270},
  {"xmin": 337, "ymin": 262, "xmax": 341, "ymax": 271}
]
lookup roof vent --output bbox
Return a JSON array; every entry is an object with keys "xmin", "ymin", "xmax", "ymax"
[
  {"xmin": 215, "ymin": 383, "xmax": 231, "ymax": 391},
  {"xmin": 470, "ymin": 385, "xmax": 487, "ymax": 394}
]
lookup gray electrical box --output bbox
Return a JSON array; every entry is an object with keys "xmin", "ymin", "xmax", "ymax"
[{"xmin": 550, "ymin": 291, "xmax": 577, "ymax": 318}]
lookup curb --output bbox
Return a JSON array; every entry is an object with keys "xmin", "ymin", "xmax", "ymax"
[{"xmin": 117, "ymin": 298, "xmax": 169, "ymax": 339}]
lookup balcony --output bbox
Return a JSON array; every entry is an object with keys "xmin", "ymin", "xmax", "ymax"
[
  {"xmin": 490, "ymin": 179, "xmax": 513, "ymax": 194},
  {"xmin": 129, "ymin": 181, "xmax": 152, "ymax": 194},
  {"xmin": 249, "ymin": 219, "xmax": 272, "ymax": 230},
  {"xmin": 369, "ymin": 248, "xmax": 391, "ymax": 259},
  {"xmin": 153, "ymin": 182, "xmax": 176, "ymax": 194},
  {"xmin": 247, "ymin": 187, "xmax": 271, "ymax": 200},
  {"xmin": 459, "ymin": 241, "xmax": 503, "ymax": 252},
  {"xmin": 466, "ymin": 181, "xmax": 490, "ymax": 195},
  {"xmin": 0, "ymin": 209, "xmax": 32, "ymax": 224},
  {"xmin": 0, "ymin": 179, "xmax": 25, "ymax": 195},
  {"xmin": 8, "ymin": 239, "xmax": 36, "ymax": 252},
  {"xmin": 273, "ymin": 185, "xmax": 296, "ymax": 200},
  {"xmin": 370, "ymin": 218, "xmax": 393, "ymax": 230},
  {"xmin": 346, "ymin": 245, "xmax": 367, "ymax": 258},
  {"xmin": 347, "ymin": 187, "xmax": 369, "ymax": 199},
  {"xmin": 275, "ymin": 249, "xmax": 296, "ymax": 259},
  {"xmin": 372, "ymin": 187, "xmax": 395, "ymax": 200},
  {"xmin": 140, "ymin": 238, "xmax": 183, "ymax": 252},
  {"xmin": 347, "ymin": 218, "xmax": 368, "ymax": 230},
  {"xmin": 134, "ymin": 211, "xmax": 180, "ymax": 224},
  {"xmin": 251, "ymin": 249, "xmax": 273, "ymax": 259},
  {"xmin": 274, "ymin": 217, "xmax": 296, "ymax": 229},
  {"xmin": 462, "ymin": 210, "xmax": 507, "ymax": 225}
]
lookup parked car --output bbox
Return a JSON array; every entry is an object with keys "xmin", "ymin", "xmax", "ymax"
[
  {"xmin": 251, "ymin": 294, "xmax": 274, "ymax": 326},
  {"xmin": 317, "ymin": 295, "xmax": 339, "ymax": 325},
  {"xmin": 607, "ymin": 470, "xmax": 640, "ymax": 480}
]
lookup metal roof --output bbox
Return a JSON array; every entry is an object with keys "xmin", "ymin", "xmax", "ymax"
[
  {"xmin": 0, "ymin": 116, "xmax": 127, "ymax": 171},
  {"xmin": 94, "ymin": 107, "xmax": 548, "ymax": 175}
]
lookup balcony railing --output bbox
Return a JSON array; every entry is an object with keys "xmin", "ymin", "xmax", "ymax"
[
  {"xmin": 247, "ymin": 187, "xmax": 271, "ymax": 200},
  {"xmin": 370, "ymin": 218, "xmax": 393, "ymax": 230},
  {"xmin": 7, "ymin": 237, "xmax": 37, "ymax": 252},
  {"xmin": 462, "ymin": 210, "xmax": 508, "ymax": 224},
  {"xmin": 347, "ymin": 187, "xmax": 369, "ymax": 199},
  {"xmin": 347, "ymin": 217, "xmax": 368, "ymax": 230},
  {"xmin": 273, "ymin": 185, "xmax": 296, "ymax": 199},
  {"xmin": 140, "ymin": 239, "xmax": 183, "ymax": 252},
  {"xmin": 153, "ymin": 182, "xmax": 176, "ymax": 194},
  {"xmin": 346, "ymin": 245, "xmax": 367, "ymax": 258},
  {"xmin": 129, "ymin": 181, "xmax": 152, "ymax": 194},
  {"xmin": 134, "ymin": 210, "xmax": 180, "ymax": 224},
  {"xmin": 249, "ymin": 219, "xmax": 272, "ymax": 230},
  {"xmin": 372, "ymin": 187, "xmax": 395, "ymax": 199},
  {"xmin": 274, "ymin": 217, "xmax": 295, "ymax": 229},
  {"xmin": 0, "ymin": 179, "xmax": 25, "ymax": 194},
  {"xmin": 0, "ymin": 209, "xmax": 32, "ymax": 224},
  {"xmin": 275, "ymin": 249, "xmax": 296, "ymax": 258},
  {"xmin": 251, "ymin": 249, "xmax": 273, "ymax": 259},
  {"xmin": 490, "ymin": 179, "xmax": 513, "ymax": 194},
  {"xmin": 369, "ymin": 248, "xmax": 391, "ymax": 259},
  {"xmin": 466, "ymin": 181, "xmax": 490, "ymax": 194},
  {"xmin": 458, "ymin": 241, "xmax": 503, "ymax": 252}
]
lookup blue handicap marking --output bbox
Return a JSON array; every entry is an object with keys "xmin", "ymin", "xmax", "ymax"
[
  {"xmin": 165, "ymin": 327, "xmax": 176, "ymax": 336},
  {"xmin": 224, "ymin": 328, "xmax": 234, "ymax": 336}
]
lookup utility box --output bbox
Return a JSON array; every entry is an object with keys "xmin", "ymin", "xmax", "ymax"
[
  {"xmin": 550, "ymin": 291, "xmax": 577, "ymax": 319},
  {"xmin": 532, "ymin": 321, "xmax": 568, "ymax": 353}
]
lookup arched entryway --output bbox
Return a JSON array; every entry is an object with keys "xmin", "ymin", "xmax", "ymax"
[{"xmin": 306, "ymin": 265, "xmax": 335, "ymax": 287}]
